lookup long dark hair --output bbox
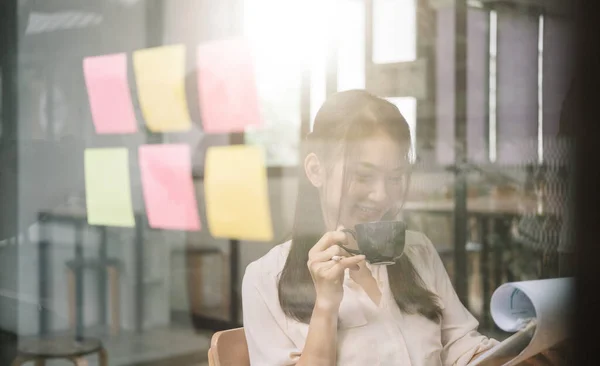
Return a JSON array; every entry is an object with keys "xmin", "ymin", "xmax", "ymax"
[{"xmin": 278, "ymin": 90, "xmax": 442, "ymax": 324}]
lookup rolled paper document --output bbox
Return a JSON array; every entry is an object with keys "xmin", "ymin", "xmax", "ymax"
[{"xmin": 470, "ymin": 277, "xmax": 574, "ymax": 366}]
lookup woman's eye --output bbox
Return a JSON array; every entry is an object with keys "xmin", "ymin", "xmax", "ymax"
[
  {"xmin": 355, "ymin": 173, "xmax": 374, "ymax": 182},
  {"xmin": 388, "ymin": 176, "xmax": 403, "ymax": 184}
]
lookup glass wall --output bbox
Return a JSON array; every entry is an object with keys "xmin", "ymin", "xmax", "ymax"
[{"xmin": 0, "ymin": 0, "xmax": 575, "ymax": 364}]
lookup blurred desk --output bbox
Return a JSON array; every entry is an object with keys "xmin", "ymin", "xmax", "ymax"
[
  {"xmin": 404, "ymin": 195, "xmax": 551, "ymax": 216},
  {"xmin": 403, "ymin": 195, "xmax": 551, "ymax": 328}
]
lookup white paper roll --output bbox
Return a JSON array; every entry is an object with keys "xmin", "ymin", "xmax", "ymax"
[{"xmin": 489, "ymin": 278, "xmax": 574, "ymax": 365}]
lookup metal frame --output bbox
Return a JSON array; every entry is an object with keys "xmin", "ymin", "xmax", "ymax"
[
  {"xmin": 453, "ymin": 0, "xmax": 470, "ymax": 306},
  {"xmin": 0, "ymin": 0, "xmax": 20, "ymax": 364}
]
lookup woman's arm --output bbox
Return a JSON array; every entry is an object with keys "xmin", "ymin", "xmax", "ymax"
[
  {"xmin": 242, "ymin": 265, "xmax": 303, "ymax": 366},
  {"xmin": 419, "ymin": 233, "xmax": 499, "ymax": 366},
  {"xmin": 244, "ymin": 281, "xmax": 343, "ymax": 366},
  {"xmin": 296, "ymin": 300, "xmax": 339, "ymax": 366},
  {"xmin": 243, "ymin": 231, "xmax": 363, "ymax": 366},
  {"xmin": 296, "ymin": 230, "xmax": 365, "ymax": 366},
  {"xmin": 244, "ymin": 274, "xmax": 341, "ymax": 366},
  {"xmin": 417, "ymin": 233, "xmax": 567, "ymax": 366}
]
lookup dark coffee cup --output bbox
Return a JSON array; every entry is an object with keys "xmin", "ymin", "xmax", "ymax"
[{"xmin": 341, "ymin": 220, "xmax": 407, "ymax": 265}]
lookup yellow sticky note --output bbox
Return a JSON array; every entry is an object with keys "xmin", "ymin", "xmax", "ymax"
[
  {"xmin": 133, "ymin": 44, "xmax": 192, "ymax": 132},
  {"xmin": 205, "ymin": 146, "xmax": 273, "ymax": 241},
  {"xmin": 85, "ymin": 148, "xmax": 135, "ymax": 227}
]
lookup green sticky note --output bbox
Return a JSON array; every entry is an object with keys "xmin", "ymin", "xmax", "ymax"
[{"xmin": 85, "ymin": 148, "xmax": 135, "ymax": 227}]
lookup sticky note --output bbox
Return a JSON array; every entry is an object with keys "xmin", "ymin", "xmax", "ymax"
[
  {"xmin": 83, "ymin": 53, "xmax": 138, "ymax": 134},
  {"xmin": 133, "ymin": 45, "xmax": 192, "ymax": 132},
  {"xmin": 197, "ymin": 39, "xmax": 262, "ymax": 133},
  {"xmin": 205, "ymin": 145, "xmax": 273, "ymax": 241},
  {"xmin": 138, "ymin": 144, "xmax": 201, "ymax": 231},
  {"xmin": 84, "ymin": 148, "xmax": 135, "ymax": 227}
]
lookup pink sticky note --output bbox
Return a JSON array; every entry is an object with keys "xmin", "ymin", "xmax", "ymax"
[
  {"xmin": 83, "ymin": 53, "xmax": 138, "ymax": 134},
  {"xmin": 139, "ymin": 144, "xmax": 201, "ymax": 231},
  {"xmin": 197, "ymin": 39, "xmax": 262, "ymax": 133}
]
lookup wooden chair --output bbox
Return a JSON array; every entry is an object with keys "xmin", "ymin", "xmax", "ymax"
[{"xmin": 207, "ymin": 328, "xmax": 250, "ymax": 366}]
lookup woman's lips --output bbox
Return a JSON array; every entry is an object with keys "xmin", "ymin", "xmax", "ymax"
[{"xmin": 355, "ymin": 205, "xmax": 384, "ymax": 221}]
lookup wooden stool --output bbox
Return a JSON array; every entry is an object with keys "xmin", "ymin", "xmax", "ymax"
[
  {"xmin": 66, "ymin": 258, "xmax": 121, "ymax": 335},
  {"xmin": 11, "ymin": 337, "xmax": 106, "ymax": 366}
]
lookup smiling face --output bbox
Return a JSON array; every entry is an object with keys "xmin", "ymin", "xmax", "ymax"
[{"xmin": 306, "ymin": 128, "xmax": 409, "ymax": 232}]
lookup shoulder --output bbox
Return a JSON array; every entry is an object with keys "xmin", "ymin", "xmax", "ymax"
[
  {"xmin": 404, "ymin": 229, "xmax": 436, "ymax": 256},
  {"xmin": 244, "ymin": 240, "xmax": 291, "ymax": 285},
  {"xmin": 403, "ymin": 230, "xmax": 442, "ymax": 286},
  {"xmin": 242, "ymin": 241, "xmax": 292, "ymax": 314}
]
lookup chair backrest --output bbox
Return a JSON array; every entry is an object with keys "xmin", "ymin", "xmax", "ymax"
[{"xmin": 208, "ymin": 328, "xmax": 250, "ymax": 366}]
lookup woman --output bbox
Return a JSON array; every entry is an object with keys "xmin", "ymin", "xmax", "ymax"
[{"xmin": 242, "ymin": 91, "xmax": 557, "ymax": 365}]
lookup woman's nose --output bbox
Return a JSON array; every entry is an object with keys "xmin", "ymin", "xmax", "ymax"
[{"xmin": 367, "ymin": 178, "xmax": 388, "ymax": 203}]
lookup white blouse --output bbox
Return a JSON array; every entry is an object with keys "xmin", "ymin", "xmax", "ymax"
[{"xmin": 242, "ymin": 230, "xmax": 499, "ymax": 366}]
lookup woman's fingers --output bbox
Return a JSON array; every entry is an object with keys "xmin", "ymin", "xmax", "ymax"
[
  {"xmin": 310, "ymin": 254, "xmax": 366, "ymax": 275},
  {"xmin": 338, "ymin": 254, "xmax": 366, "ymax": 268},
  {"xmin": 307, "ymin": 229, "xmax": 365, "ymax": 286},
  {"xmin": 309, "ymin": 245, "xmax": 348, "ymax": 263},
  {"xmin": 309, "ymin": 231, "xmax": 349, "ymax": 256},
  {"xmin": 327, "ymin": 255, "xmax": 366, "ymax": 275},
  {"xmin": 309, "ymin": 246, "xmax": 355, "ymax": 272},
  {"xmin": 337, "ymin": 225, "xmax": 357, "ymax": 245}
]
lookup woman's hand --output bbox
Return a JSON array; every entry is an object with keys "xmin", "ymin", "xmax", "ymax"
[{"xmin": 307, "ymin": 229, "xmax": 366, "ymax": 311}]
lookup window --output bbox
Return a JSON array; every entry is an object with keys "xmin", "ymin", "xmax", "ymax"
[
  {"xmin": 337, "ymin": 0, "xmax": 366, "ymax": 91},
  {"xmin": 387, "ymin": 97, "xmax": 417, "ymax": 162},
  {"xmin": 372, "ymin": 0, "xmax": 416, "ymax": 64},
  {"xmin": 242, "ymin": 0, "xmax": 308, "ymax": 166}
]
